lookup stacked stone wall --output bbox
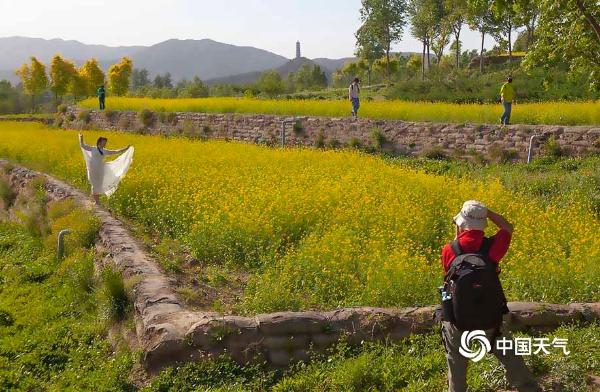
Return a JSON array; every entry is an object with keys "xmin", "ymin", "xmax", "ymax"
[{"xmin": 61, "ymin": 108, "xmax": 600, "ymax": 160}]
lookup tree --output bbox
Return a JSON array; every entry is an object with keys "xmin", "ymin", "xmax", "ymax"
[
  {"xmin": 131, "ymin": 68, "xmax": 151, "ymax": 90},
  {"xmin": 49, "ymin": 55, "xmax": 76, "ymax": 103},
  {"xmin": 15, "ymin": 57, "xmax": 48, "ymax": 111},
  {"xmin": 355, "ymin": 25, "xmax": 386, "ymax": 84},
  {"xmin": 512, "ymin": 0, "xmax": 539, "ymax": 50},
  {"xmin": 257, "ymin": 70, "xmax": 284, "ymax": 96},
  {"xmin": 0, "ymin": 80, "xmax": 23, "ymax": 114},
  {"xmin": 358, "ymin": 0, "xmax": 407, "ymax": 79},
  {"xmin": 493, "ymin": 0, "xmax": 517, "ymax": 62},
  {"xmin": 466, "ymin": 0, "xmax": 499, "ymax": 73},
  {"xmin": 445, "ymin": 0, "xmax": 468, "ymax": 68},
  {"xmin": 525, "ymin": 0, "xmax": 600, "ymax": 91},
  {"xmin": 178, "ymin": 76, "xmax": 209, "ymax": 98},
  {"xmin": 373, "ymin": 56, "xmax": 400, "ymax": 78},
  {"xmin": 333, "ymin": 61, "xmax": 365, "ymax": 87},
  {"xmin": 432, "ymin": 2, "xmax": 453, "ymax": 64},
  {"xmin": 409, "ymin": 0, "xmax": 444, "ymax": 79},
  {"xmin": 79, "ymin": 59, "xmax": 105, "ymax": 96},
  {"xmin": 69, "ymin": 71, "xmax": 88, "ymax": 101},
  {"xmin": 153, "ymin": 73, "xmax": 173, "ymax": 89},
  {"xmin": 108, "ymin": 57, "xmax": 133, "ymax": 96}
]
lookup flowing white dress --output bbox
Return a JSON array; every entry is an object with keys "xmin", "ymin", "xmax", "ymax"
[{"xmin": 80, "ymin": 141, "xmax": 134, "ymax": 196}]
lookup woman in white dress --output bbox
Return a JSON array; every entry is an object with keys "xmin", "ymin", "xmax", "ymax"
[{"xmin": 79, "ymin": 134, "xmax": 133, "ymax": 205}]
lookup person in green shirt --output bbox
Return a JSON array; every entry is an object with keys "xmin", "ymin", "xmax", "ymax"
[
  {"xmin": 97, "ymin": 85, "xmax": 106, "ymax": 111},
  {"xmin": 500, "ymin": 76, "xmax": 515, "ymax": 125}
]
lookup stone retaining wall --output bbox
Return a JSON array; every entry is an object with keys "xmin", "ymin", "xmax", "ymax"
[
  {"xmin": 61, "ymin": 108, "xmax": 600, "ymax": 160},
  {"xmin": 2, "ymin": 160, "xmax": 600, "ymax": 374}
]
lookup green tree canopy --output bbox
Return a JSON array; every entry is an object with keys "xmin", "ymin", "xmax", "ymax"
[
  {"xmin": 257, "ymin": 70, "xmax": 285, "ymax": 96},
  {"xmin": 525, "ymin": 0, "xmax": 600, "ymax": 91},
  {"xmin": 358, "ymin": 0, "xmax": 407, "ymax": 79},
  {"xmin": 466, "ymin": 0, "xmax": 500, "ymax": 72}
]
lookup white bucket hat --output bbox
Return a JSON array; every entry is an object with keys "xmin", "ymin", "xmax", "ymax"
[{"xmin": 453, "ymin": 200, "xmax": 488, "ymax": 230}]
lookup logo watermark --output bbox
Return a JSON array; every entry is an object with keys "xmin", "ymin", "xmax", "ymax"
[{"xmin": 459, "ymin": 330, "xmax": 570, "ymax": 362}]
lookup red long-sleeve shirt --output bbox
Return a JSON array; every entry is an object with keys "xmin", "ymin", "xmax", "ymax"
[{"xmin": 441, "ymin": 229, "xmax": 512, "ymax": 273}]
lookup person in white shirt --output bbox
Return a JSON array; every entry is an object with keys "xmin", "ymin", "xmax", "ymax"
[
  {"xmin": 79, "ymin": 134, "xmax": 133, "ymax": 205},
  {"xmin": 348, "ymin": 78, "xmax": 361, "ymax": 118}
]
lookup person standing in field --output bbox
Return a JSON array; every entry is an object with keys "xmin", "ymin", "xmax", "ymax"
[
  {"xmin": 349, "ymin": 77, "xmax": 361, "ymax": 119},
  {"xmin": 97, "ymin": 85, "xmax": 106, "ymax": 111},
  {"xmin": 79, "ymin": 133, "xmax": 133, "ymax": 205},
  {"xmin": 500, "ymin": 76, "xmax": 515, "ymax": 125},
  {"xmin": 440, "ymin": 200, "xmax": 541, "ymax": 392}
]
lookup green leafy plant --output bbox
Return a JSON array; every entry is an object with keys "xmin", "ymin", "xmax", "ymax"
[{"xmin": 101, "ymin": 266, "xmax": 129, "ymax": 321}]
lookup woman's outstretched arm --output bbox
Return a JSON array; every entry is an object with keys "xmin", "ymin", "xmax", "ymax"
[
  {"xmin": 102, "ymin": 145, "xmax": 132, "ymax": 155},
  {"xmin": 79, "ymin": 134, "xmax": 93, "ymax": 151}
]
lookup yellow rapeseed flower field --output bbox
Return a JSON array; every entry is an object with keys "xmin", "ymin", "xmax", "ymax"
[
  {"xmin": 79, "ymin": 97, "xmax": 600, "ymax": 125},
  {"xmin": 0, "ymin": 121, "xmax": 598, "ymax": 313}
]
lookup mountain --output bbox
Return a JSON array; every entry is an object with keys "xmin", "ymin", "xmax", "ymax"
[
  {"xmin": 130, "ymin": 39, "xmax": 289, "ymax": 81},
  {"xmin": 0, "ymin": 36, "xmax": 142, "ymax": 80},
  {"xmin": 0, "ymin": 37, "xmax": 289, "ymax": 83},
  {"xmin": 0, "ymin": 36, "xmax": 356, "ymax": 85}
]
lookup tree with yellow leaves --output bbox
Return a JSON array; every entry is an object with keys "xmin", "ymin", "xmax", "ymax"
[
  {"xmin": 108, "ymin": 57, "xmax": 133, "ymax": 96},
  {"xmin": 15, "ymin": 57, "xmax": 48, "ymax": 111},
  {"xmin": 79, "ymin": 59, "xmax": 105, "ymax": 97},
  {"xmin": 50, "ymin": 55, "xmax": 77, "ymax": 103}
]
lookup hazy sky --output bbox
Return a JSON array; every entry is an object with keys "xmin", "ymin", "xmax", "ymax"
[{"xmin": 0, "ymin": 0, "xmax": 503, "ymax": 58}]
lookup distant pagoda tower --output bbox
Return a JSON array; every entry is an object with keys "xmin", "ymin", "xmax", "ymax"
[{"xmin": 296, "ymin": 41, "xmax": 301, "ymax": 59}]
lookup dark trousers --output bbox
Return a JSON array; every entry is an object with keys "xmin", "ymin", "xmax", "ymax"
[
  {"xmin": 501, "ymin": 101, "xmax": 512, "ymax": 125},
  {"xmin": 99, "ymin": 96, "xmax": 105, "ymax": 110}
]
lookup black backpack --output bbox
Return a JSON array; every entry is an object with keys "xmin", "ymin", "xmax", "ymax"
[{"xmin": 442, "ymin": 238, "xmax": 508, "ymax": 331}]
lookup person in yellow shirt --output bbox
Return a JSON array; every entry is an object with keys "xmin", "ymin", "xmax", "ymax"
[{"xmin": 500, "ymin": 76, "xmax": 515, "ymax": 125}]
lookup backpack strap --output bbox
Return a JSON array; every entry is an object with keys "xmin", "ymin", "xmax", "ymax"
[
  {"xmin": 450, "ymin": 240, "xmax": 463, "ymax": 256},
  {"xmin": 478, "ymin": 237, "xmax": 492, "ymax": 256}
]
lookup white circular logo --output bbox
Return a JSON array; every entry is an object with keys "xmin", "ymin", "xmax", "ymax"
[{"xmin": 459, "ymin": 330, "xmax": 491, "ymax": 362}]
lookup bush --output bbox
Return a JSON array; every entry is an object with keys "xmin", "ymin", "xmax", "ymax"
[
  {"xmin": 12, "ymin": 177, "xmax": 49, "ymax": 237},
  {"xmin": 293, "ymin": 121, "xmax": 304, "ymax": 136},
  {"xmin": 101, "ymin": 266, "xmax": 129, "ymax": 321},
  {"xmin": 59, "ymin": 250, "xmax": 96, "ymax": 294},
  {"xmin": 66, "ymin": 112, "xmax": 75, "ymax": 122},
  {"xmin": 488, "ymin": 143, "xmax": 518, "ymax": 163},
  {"xmin": 0, "ymin": 175, "xmax": 15, "ymax": 209},
  {"xmin": 542, "ymin": 136, "xmax": 564, "ymax": 158},
  {"xmin": 56, "ymin": 104, "xmax": 68, "ymax": 114},
  {"xmin": 77, "ymin": 110, "xmax": 91, "ymax": 124},
  {"xmin": 158, "ymin": 111, "xmax": 177, "ymax": 125},
  {"xmin": 347, "ymin": 138, "xmax": 362, "ymax": 149},
  {"xmin": 45, "ymin": 200, "xmax": 100, "ymax": 256},
  {"xmin": 103, "ymin": 109, "xmax": 116, "ymax": 121},
  {"xmin": 117, "ymin": 115, "xmax": 131, "ymax": 129},
  {"xmin": 52, "ymin": 113, "xmax": 64, "ymax": 128},
  {"xmin": 138, "ymin": 109, "xmax": 155, "ymax": 128},
  {"xmin": 370, "ymin": 128, "xmax": 386, "ymax": 150},
  {"xmin": 314, "ymin": 132, "xmax": 326, "ymax": 148},
  {"xmin": 181, "ymin": 120, "xmax": 199, "ymax": 138},
  {"xmin": 421, "ymin": 145, "xmax": 448, "ymax": 160},
  {"xmin": 0, "ymin": 310, "xmax": 14, "ymax": 326},
  {"xmin": 326, "ymin": 138, "xmax": 341, "ymax": 149}
]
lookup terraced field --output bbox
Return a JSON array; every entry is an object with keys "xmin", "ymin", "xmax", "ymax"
[
  {"xmin": 79, "ymin": 97, "xmax": 600, "ymax": 125},
  {"xmin": 0, "ymin": 121, "xmax": 598, "ymax": 315}
]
